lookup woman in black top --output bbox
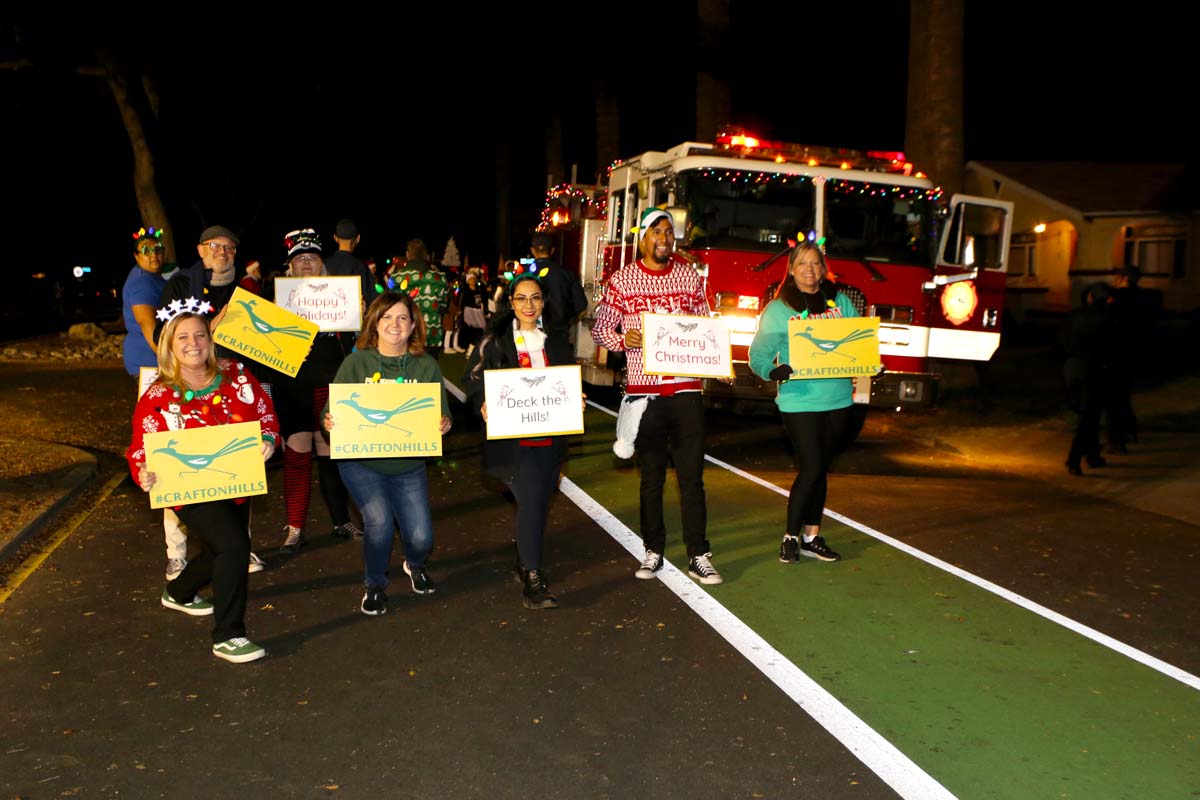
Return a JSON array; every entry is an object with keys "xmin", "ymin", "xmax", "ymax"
[{"xmin": 464, "ymin": 267, "xmax": 571, "ymax": 609}]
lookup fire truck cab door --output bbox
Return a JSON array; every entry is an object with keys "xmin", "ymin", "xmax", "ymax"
[{"xmin": 927, "ymin": 195, "xmax": 1014, "ymax": 361}]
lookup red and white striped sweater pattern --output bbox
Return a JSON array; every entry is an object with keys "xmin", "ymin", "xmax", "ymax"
[{"xmin": 592, "ymin": 260, "xmax": 710, "ymax": 394}]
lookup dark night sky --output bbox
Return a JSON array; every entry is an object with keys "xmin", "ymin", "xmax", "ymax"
[{"xmin": 2, "ymin": 4, "xmax": 1192, "ymax": 298}]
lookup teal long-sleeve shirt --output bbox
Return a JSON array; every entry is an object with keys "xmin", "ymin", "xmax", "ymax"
[{"xmin": 748, "ymin": 293, "xmax": 857, "ymax": 413}]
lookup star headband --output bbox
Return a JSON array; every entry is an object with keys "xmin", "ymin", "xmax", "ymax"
[{"xmin": 155, "ymin": 296, "xmax": 214, "ymax": 324}]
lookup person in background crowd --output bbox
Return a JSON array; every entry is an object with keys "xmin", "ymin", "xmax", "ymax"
[
  {"xmin": 325, "ymin": 217, "xmax": 378, "ymax": 321},
  {"xmin": 128, "ymin": 310, "xmax": 279, "ymax": 663},
  {"xmin": 323, "ymin": 291, "xmax": 452, "ymax": 615},
  {"xmin": 272, "ymin": 229, "xmax": 361, "ymax": 554},
  {"xmin": 748, "ymin": 242, "xmax": 855, "ymax": 564},
  {"xmin": 591, "ymin": 207, "xmax": 723, "ymax": 586},
  {"xmin": 529, "ymin": 232, "xmax": 588, "ymax": 356},
  {"xmin": 1063, "ymin": 282, "xmax": 1115, "ymax": 476},
  {"xmin": 389, "ymin": 239, "xmax": 449, "ymax": 360},
  {"xmin": 464, "ymin": 266, "xmax": 574, "ymax": 609},
  {"xmin": 443, "ymin": 274, "xmax": 463, "ymax": 353},
  {"xmin": 458, "ymin": 267, "xmax": 488, "ymax": 355}
]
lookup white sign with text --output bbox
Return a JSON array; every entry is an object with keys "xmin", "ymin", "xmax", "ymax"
[
  {"xmin": 483, "ymin": 365, "xmax": 585, "ymax": 440},
  {"xmin": 641, "ymin": 312, "xmax": 734, "ymax": 379},
  {"xmin": 274, "ymin": 276, "xmax": 362, "ymax": 332}
]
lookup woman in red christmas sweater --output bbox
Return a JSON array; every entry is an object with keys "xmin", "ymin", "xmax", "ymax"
[{"xmin": 127, "ymin": 310, "xmax": 279, "ymax": 663}]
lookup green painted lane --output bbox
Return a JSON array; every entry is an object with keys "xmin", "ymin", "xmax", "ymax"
[{"xmin": 565, "ymin": 407, "xmax": 1200, "ymax": 800}]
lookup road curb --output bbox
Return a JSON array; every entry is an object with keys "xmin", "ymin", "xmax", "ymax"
[{"xmin": 0, "ymin": 452, "xmax": 98, "ymax": 567}]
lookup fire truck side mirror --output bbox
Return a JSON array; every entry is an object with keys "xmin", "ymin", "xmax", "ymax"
[{"xmin": 667, "ymin": 206, "xmax": 689, "ymax": 241}]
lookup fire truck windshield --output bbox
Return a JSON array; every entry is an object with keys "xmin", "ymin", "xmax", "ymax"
[
  {"xmin": 823, "ymin": 178, "xmax": 939, "ymax": 267},
  {"xmin": 676, "ymin": 169, "xmax": 816, "ymax": 253}
]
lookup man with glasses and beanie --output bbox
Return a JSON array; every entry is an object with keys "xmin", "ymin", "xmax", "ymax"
[
  {"xmin": 591, "ymin": 207, "xmax": 723, "ymax": 586},
  {"xmin": 157, "ymin": 225, "xmax": 261, "ymax": 346}
]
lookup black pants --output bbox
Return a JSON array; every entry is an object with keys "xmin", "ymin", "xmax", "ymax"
[
  {"xmin": 634, "ymin": 393, "xmax": 709, "ymax": 557},
  {"xmin": 781, "ymin": 406, "xmax": 851, "ymax": 532},
  {"xmin": 1068, "ymin": 378, "xmax": 1105, "ymax": 467},
  {"xmin": 167, "ymin": 500, "xmax": 251, "ymax": 643},
  {"xmin": 507, "ymin": 445, "xmax": 560, "ymax": 571}
]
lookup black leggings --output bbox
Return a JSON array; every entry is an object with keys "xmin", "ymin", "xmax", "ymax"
[
  {"xmin": 507, "ymin": 445, "xmax": 560, "ymax": 571},
  {"xmin": 167, "ymin": 500, "xmax": 251, "ymax": 643},
  {"xmin": 781, "ymin": 406, "xmax": 851, "ymax": 532}
]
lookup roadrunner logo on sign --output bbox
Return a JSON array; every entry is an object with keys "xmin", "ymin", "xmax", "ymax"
[
  {"xmin": 641, "ymin": 313, "xmax": 734, "ymax": 380},
  {"xmin": 143, "ymin": 421, "xmax": 268, "ymax": 508},
  {"xmin": 212, "ymin": 287, "xmax": 319, "ymax": 377},
  {"xmin": 786, "ymin": 317, "xmax": 883, "ymax": 379},
  {"xmin": 328, "ymin": 383, "xmax": 444, "ymax": 459}
]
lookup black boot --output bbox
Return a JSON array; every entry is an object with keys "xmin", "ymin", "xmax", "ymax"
[{"xmin": 522, "ymin": 569, "xmax": 558, "ymax": 610}]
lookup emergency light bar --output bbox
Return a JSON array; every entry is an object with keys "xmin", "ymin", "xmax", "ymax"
[{"xmin": 715, "ymin": 128, "xmax": 914, "ymax": 175}]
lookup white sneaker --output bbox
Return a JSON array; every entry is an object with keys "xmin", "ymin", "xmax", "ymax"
[
  {"xmin": 247, "ymin": 552, "xmax": 265, "ymax": 573},
  {"xmin": 165, "ymin": 557, "xmax": 187, "ymax": 581},
  {"xmin": 635, "ymin": 549, "xmax": 663, "ymax": 580}
]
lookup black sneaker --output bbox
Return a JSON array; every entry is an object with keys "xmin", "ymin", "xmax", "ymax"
[
  {"xmin": 403, "ymin": 561, "xmax": 436, "ymax": 594},
  {"xmin": 687, "ymin": 553, "xmax": 723, "ymax": 585},
  {"xmin": 800, "ymin": 536, "xmax": 841, "ymax": 562},
  {"xmin": 360, "ymin": 586, "xmax": 387, "ymax": 616},
  {"xmin": 522, "ymin": 569, "xmax": 558, "ymax": 610},
  {"xmin": 332, "ymin": 522, "xmax": 362, "ymax": 539},
  {"xmin": 779, "ymin": 535, "xmax": 800, "ymax": 563}
]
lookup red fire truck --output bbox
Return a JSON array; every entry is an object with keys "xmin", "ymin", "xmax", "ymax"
[{"xmin": 537, "ymin": 130, "xmax": 1014, "ymax": 409}]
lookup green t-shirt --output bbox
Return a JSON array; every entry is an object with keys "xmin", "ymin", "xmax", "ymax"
[{"xmin": 324, "ymin": 348, "xmax": 449, "ymax": 474}]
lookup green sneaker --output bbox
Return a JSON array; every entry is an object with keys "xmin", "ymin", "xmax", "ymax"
[
  {"xmin": 161, "ymin": 589, "xmax": 214, "ymax": 616},
  {"xmin": 212, "ymin": 637, "xmax": 267, "ymax": 663}
]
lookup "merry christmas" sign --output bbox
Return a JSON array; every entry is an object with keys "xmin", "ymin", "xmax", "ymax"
[{"xmin": 641, "ymin": 313, "xmax": 733, "ymax": 379}]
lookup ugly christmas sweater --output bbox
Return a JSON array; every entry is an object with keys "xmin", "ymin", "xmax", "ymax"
[
  {"xmin": 591, "ymin": 259, "xmax": 710, "ymax": 395},
  {"xmin": 127, "ymin": 359, "xmax": 280, "ymax": 492}
]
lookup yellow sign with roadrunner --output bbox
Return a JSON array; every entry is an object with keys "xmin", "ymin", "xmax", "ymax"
[
  {"xmin": 144, "ymin": 421, "xmax": 268, "ymax": 509},
  {"xmin": 786, "ymin": 316, "xmax": 882, "ymax": 379},
  {"xmin": 212, "ymin": 287, "xmax": 318, "ymax": 378},
  {"xmin": 328, "ymin": 383, "xmax": 443, "ymax": 459}
]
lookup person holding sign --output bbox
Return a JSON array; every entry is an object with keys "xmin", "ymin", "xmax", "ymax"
[
  {"xmin": 591, "ymin": 207, "xmax": 723, "ymax": 586},
  {"xmin": 323, "ymin": 291, "xmax": 452, "ymax": 616},
  {"xmin": 127, "ymin": 311, "xmax": 280, "ymax": 664},
  {"xmin": 748, "ymin": 242, "xmax": 856, "ymax": 564},
  {"xmin": 273, "ymin": 229, "xmax": 360, "ymax": 554},
  {"xmin": 463, "ymin": 266, "xmax": 573, "ymax": 609}
]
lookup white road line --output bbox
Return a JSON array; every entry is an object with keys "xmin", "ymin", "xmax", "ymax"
[
  {"xmin": 588, "ymin": 398, "xmax": 1200, "ymax": 692},
  {"xmin": 559, "ymin": 477, "xmax": 958, "ymax": 800}
]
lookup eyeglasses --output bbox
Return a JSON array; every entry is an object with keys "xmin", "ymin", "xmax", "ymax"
[
  {"xmin": 512, "ymin": 294, "xmax": 544, "ymax": 306},
  {"xmin": 203, "ymin": 242, "xmax": 237, "ymax": 253},
  {"xmin": 291, "ymin": 254, "xmax": 322, "ymax": 264},
  {"xmin": 138, "ymin": 244, "xmax": 165, "ymax": 255}
]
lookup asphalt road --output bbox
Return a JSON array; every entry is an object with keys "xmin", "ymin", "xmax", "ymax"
[{"xmin": 1, "ymin": 356, "xmax": 1197, "ymax": 798}]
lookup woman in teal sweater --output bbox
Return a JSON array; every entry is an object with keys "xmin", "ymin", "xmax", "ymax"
[{"xmin": 749, "ymin": 242, "xmax": 856, "ymax": 565}]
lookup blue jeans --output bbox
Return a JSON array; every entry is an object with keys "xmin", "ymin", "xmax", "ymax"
[{"xmin": 337, "ymin": 461, "xmax": 434, "ymax": 589}]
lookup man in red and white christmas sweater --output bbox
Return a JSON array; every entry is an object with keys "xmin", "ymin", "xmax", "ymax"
[{"xmin": 592, "ymin": 207, "xmax": 722, "ymax": 585}]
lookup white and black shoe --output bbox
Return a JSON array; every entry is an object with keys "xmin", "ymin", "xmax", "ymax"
[
  {"xmin": 360, "ymin": 586, "xmax": 387, "ymax": 616},
  {"xmin": 403, "ymin": 561, "xmax": 436, "ymax": 594},
  {"xmin": 687, "ymin": 553, "xmax": 723, "ymax": 585},
  {"xmin": 635, "ymin": 549, "xmax": 663, "ymax": 580},
  {"xmin": 279, "ymin": 525, "xmax": 306, "ymax": 554}
]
